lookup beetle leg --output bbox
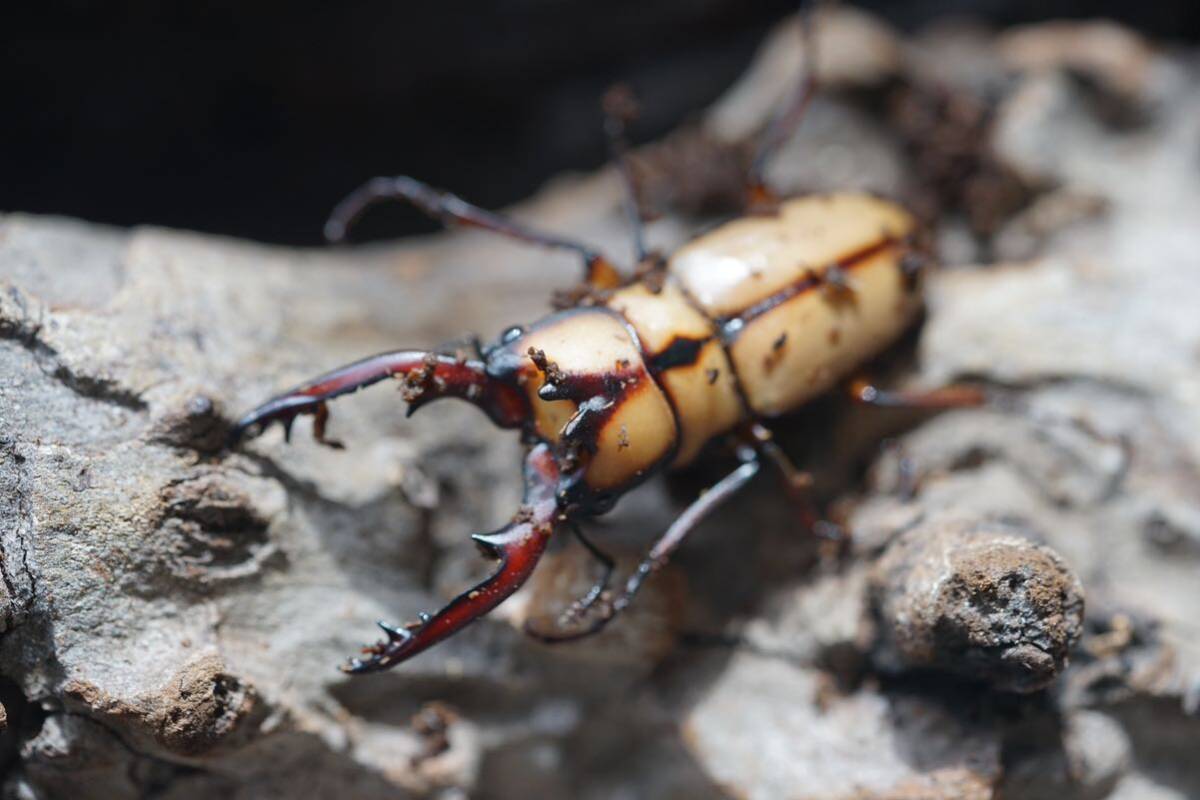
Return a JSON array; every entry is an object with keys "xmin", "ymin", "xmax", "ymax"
[
  {"xmin": 523, "ymin": 522, "xmax": 616, "ymax": 643},
  {"xmin": 602, "ymin": 85, "xmax": 648, "ymax": 264},
  {"xmin": 562, "ymin": 523, "xmax": 616, "ymax": 616},
  {"xmin": 738, "ymin": 422, "xmax": 844, "ymax": 542},
  {"xmin": 528, "ymin": 450, "xmax": 762, "ymax": 643},
  {"xmin": 848, "ymin": 379, "xmax": 988, "ymax": 410},
  {"xmin": 344, "ymin": 443, "xmax": 562, "ymax": 673},
  {"xmin": 858, "ymin": 385, "xmax": 1132, "ymax": 500},
  {"xmin": 229, "ymin": 350, "xmax": 530, "ymax": 447},
  {"xmin": 324, "ymin": 175, "xmax": 623, "ymax": 289},
  {"xmin": 746, "ymin": 0, "xmax": 821, "ymax": 207}
]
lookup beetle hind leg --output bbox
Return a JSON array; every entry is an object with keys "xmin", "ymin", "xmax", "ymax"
[{"xmin": 848, "ymin": 378, "xmax": 988, "ymax": 410}]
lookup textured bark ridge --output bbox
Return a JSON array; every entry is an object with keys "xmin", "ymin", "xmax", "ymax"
[{"xmin": 3, "ymin": 9, "xmax": 1200, "ymax": 799}]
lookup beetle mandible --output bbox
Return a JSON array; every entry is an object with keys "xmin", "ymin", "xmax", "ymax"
[{"xmin": 230, "ymin": 15, "xmax": 981, "ymax": 673}]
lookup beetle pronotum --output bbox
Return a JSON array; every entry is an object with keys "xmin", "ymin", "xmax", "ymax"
[{"xmin": 231, "ymin": 12, "xmax": 982, "ymax": 673}]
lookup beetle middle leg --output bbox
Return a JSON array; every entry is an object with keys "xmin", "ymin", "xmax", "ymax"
[
  {"xmin": 738, "ymin": 422, "xmax": 844, "ymax": 543},
  {"xmin": 525, "ymin": 449, "xmax": 762, "ymax": 643}
]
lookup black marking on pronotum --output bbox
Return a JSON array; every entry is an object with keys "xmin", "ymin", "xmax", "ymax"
[{"xmin": 647, "ymin": 335, "xmax": 709, "ymax": 373}]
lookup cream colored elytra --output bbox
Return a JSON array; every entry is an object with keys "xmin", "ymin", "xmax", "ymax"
[{"xmin": 502, "ymin": 193, "xmax": 920, "ymax": 500}]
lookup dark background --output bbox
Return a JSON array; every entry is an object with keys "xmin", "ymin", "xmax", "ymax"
[{"xmin": 5, "ymin": 1, "xmax": 1198, "ymax": 246}]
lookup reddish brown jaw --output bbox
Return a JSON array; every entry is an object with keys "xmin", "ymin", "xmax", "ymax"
[
  {"xmin": 343, "ymin": 443, "xmax": 562, "ymax": 674},
  {"xmin": 228, "ymin": 349, "xmax": 530, "ymax": 447}
]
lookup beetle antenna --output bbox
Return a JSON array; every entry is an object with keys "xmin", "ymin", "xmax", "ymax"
[
  {"xmin": 746, "ymin": 0, "xmax": 823, "ymax": 203},
  {"xmin": 602, "ymin": 84, "xmax": 648, "ymax": 264},
  {"xmin": 325, "ymin": 175, "xmax": 623, "ymax": 288}
]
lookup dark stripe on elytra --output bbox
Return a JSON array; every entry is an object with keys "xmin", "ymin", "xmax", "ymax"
[{"xmin": 717, "ymin": 235, "xmax": 898, "ymax": 343}]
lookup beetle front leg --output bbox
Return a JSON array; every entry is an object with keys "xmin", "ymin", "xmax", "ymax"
[
  {"xmin": 560, "ymin": 523, "xmax": 615, "ymax": 618},
  {"xmin": 526, "ymin": 450, "xmax": 762, "ymax": 644},
  {"xmin": 523, "ymin": 522, "xmax": 616, "ymax": 643}
]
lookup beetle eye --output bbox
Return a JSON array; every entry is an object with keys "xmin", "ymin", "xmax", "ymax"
[{"xmin": 592, "ymin": 493, "xmax": 616, "ymax": 513}]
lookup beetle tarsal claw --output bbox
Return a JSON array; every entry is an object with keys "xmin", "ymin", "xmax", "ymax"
[
  {"xmin": 556, "ymin": 585, "xmax": 612, "ymax": 625},
  {"xmin": 524, "ymin": 598, "xmax": 617, "ymax": 644}
]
